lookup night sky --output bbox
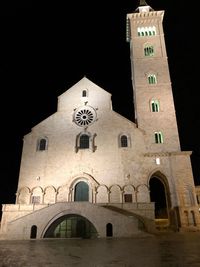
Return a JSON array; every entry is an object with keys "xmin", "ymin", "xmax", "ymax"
[{"xmin": 0, "ymin": 0, "xmax": 199, "ymax": 206}]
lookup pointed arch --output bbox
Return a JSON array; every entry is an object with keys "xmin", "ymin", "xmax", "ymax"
[{"xmin": 148, "ymin": 171, "xmax": 171, "ymax": 219}]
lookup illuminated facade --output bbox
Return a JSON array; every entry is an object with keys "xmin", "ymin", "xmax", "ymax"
[{"xmin": 0, "ymin": 1, "xmax": 200, "ymax": 239}]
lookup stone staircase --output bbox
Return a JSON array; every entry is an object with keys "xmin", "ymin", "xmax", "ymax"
[{"xmin": 102, "ymin": 205, "xmax": 158, "ymax": 234}]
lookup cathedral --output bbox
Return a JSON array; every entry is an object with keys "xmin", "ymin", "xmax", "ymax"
[{"xmin": 1, "ymin": 1, "xmax": 200, "ymax": 239}]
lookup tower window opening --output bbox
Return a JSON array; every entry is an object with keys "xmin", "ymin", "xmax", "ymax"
[
  {"xmin": 151, "ymin": 100, "xmax": 160, "ymax": 112},
  {"xmin": 137, "ymin": 26, "xmax": 156, "ymax": 37},
  {"xmin": 144, "ymin": 45, "xmax": 154, "ymax": 56},
  {"xmin": 154, "ymin": 132, "xmax": 163, "ymax": 144},
  {"xmin": 37, "ymin": 138, "xmax": 48, "ymax": 151},
  {"xmin": 148, "ymin": 74, "xmax": 157, "ymax": 84}
]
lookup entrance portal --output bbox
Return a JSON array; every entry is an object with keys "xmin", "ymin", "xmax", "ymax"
[
  {"xmin": 74, "ymin": 181, "xmax": 89, "ymax": 201},
  {"xmin": 149, "ymin": 177, "xmax": 168, "ymax": 219}
]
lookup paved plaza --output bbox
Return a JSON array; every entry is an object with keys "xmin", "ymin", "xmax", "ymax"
[{"xmin": 0, "ymin": 232, "xmax": 200, "ymax": 267}]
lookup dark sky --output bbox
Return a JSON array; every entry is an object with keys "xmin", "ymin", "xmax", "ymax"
[{"xmin": 0, "ymin": 0, "xmax": 199, "ymax": 205}]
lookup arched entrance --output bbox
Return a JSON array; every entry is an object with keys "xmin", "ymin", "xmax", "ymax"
[
  {"xmin": 74, "ymin": 181, "xmax": 89, "ymax": 201},
  {"xmin": 149, "ymin": 173, "xmax": 171, "ymax": 229},
  {"xmin": 106, "ymin": 223, "xmax": 113, "ymax": 237},
  {"xmin": 43, "ymin": 214, "xmax": 97, "ymax": 239},
  {"xmin": 150, "ymin": 177, "xmax": 168, "ymax": 219},
  {"xmin": 30, "ymin": 225, "xmax": 37, "ymax": 239}
]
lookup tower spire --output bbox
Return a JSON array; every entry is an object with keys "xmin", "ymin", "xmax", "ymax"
[
  {"xmin": 135, "ymin": 0, "xmax": 153, "ymax": 12},
  {"xmin": 139, "ymin": 0, "xmax": 148, "ymax": 6}
]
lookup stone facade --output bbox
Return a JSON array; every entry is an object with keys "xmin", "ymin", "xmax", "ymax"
[{"xmin": 1, "ymin": 1, "xmax": 200, "ymax": 240}]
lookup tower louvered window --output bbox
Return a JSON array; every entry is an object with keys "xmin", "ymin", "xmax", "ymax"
[
  {"xmin": 137, "ymin": 26, "xmax": 156, "ymax": 37},
  {"xmin": 154, "ymin": 132, "xmax": 163, "ymax": 144},
  {"xmin": 151, "ymin": 100, "xmax": 160, "ymax": 112},
  {"xmin": 148, "ymin": 74, "xmax": 157, "ymax": 84}
]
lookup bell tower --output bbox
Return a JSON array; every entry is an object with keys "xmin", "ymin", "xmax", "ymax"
[{"xmin": 126, "ymin": 1, "xmax": 180, "ymax": 153}]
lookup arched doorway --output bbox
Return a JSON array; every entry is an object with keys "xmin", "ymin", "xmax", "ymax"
[
  {"xmin": 149, "ymin": 177, "xmax": 168, "ymax": 219},
  {"xmin": 106, "ymin": 223, "xmax": 113, "ymax": 237},
  {"xmin": 74, "ymin": 181, "xmax": 89, "ymax": 201},
  {"xmin": 30, "ymin": 225, "xmax": 37, "ymax": 239},
  {"xmin": 43, "ymin": 214, "xmax": 97, "ymax": 239}
]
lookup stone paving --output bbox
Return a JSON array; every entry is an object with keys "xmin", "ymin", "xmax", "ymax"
[{"xmin": 0, "ymin": 232, "xmax": 200, "ymax": 267}]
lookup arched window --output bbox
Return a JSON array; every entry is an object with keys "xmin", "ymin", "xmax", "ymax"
[
  {"xmin": 154, "ymin": 132, "xmax": 164, "ymax": 144},
  {"xmin": 151, "ymin": 100, "xmax": 160, "ymax": 112},
  {"xmin": 144, "ymin": 44, "xmax": 154, "ymax": 57},
  {"xmin": 75, "ymin": 132, "xmax": 97, "ymax": 152},
  {"xmin": 137, "ymin": 26, "xmax": 156, "ymax": 37},
  {"xmin": 74, "ymin": 181, "xmax": 89, "ymax": 201},
  {"xmin": 82, "ymin": 90, "xmax": 87, "ymax": 97},
  {"xmin": 37, "ymin": 138, "xmax": 48, "ymax": 151},
  {"xmin": 80, "ymin": 134, "xmax": 90, "ymax": 149},
  {"xmin": 121, "ymin": 135, "xmax": 128, "ymax": 147},
  {"xmin": 148, "ymin": 74, "xmax": 157, "ymax": 84}
]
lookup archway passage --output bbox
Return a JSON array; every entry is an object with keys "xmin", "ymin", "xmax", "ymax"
[
  {"xmin": 74, "ymin": 181, "xmax": 89, "ymax": 201},
  {"xmin": 149, "ymin": 177, "xmax": 168, "ymax": 219},
  {"xmin": 44, "ymin": 214, "xmax": 98, "ymax": 239}
]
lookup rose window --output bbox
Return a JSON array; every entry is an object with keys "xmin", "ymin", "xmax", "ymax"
[{"xmin": 74, "ymin": 106, "xmax": 96, "ymax": 126}]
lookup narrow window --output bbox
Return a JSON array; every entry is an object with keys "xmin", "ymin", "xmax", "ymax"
[
  {"xmin": 154, "ymin": 132, "xmax": 163, "ymax": 144},
  {"xmin": 121, "ymin": 135, "xmax": 128, "ymax": 147},
  {"xmin": 82, "ymin": 90, "xmax": 87, "ymax": 97},
  {"xmin": 80, "ymin": 134, "xmax": 90, "ymax": 149},
  {"xmin": 37, "ymin": 138, "xmax": 47, "ymax": 151},
  {"xmin": 148, "ymin": 74, "xmax": 157, "ymax": 84},
  {"xmin": 151, "ymin": 100, "xmax": 159, "ymax": 112}
]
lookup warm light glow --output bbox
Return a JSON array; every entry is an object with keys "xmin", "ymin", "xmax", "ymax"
[{"xmin": 155, "ymin": 157, "xmax": 160, "ymax": 165}]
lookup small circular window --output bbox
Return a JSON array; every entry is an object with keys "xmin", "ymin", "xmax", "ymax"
[{"xmin": 74, "ymin": 106, "xmax": 96, "ymax": 126}]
